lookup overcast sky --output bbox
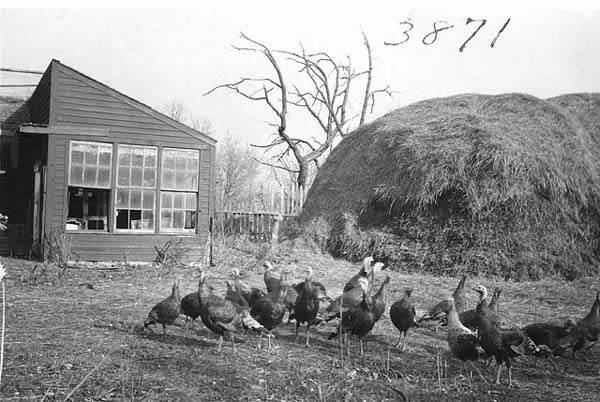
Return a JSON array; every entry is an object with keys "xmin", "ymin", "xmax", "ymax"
[{"xmin": 1, "ymin": 1, "xmax": 600, "ymax": 148}]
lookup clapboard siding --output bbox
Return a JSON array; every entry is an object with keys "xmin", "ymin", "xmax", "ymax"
[
  {"xmin": 45, "ymin": 136, "xmax": 68, "ymax": 232},
  {"xmin": 67, "ymin": 232, "xmax": 206, "ymax": 261},
  {"xmin": 54, "ymin": 67, "xmax": 211, "ymax": 145}
]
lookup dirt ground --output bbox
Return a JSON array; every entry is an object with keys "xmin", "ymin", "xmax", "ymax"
[{"xmin": 0, "ymin": 239, "xmax": 599, "ymax": 401}]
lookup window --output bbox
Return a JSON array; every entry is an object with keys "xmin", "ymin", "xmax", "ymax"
[
  {"xmin": 66, "ymin": 141, "xmax": 112, "ymax": 231},
  {"xmin": 115, "ymin": 145, "xmax": 157, "ymax": 231},
  {"xmin": 160, "ymin": 148, "xmax": 199, "ymax": 232}
]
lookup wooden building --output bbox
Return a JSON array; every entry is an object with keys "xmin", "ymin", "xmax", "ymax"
[{"xmin": 0, "ymin": 60, "xmax": 216, "ymax": 261}]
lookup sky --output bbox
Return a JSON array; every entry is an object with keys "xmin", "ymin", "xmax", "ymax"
[{"xmin": 1, "ymin": 1, "xmax": 600, "ymax": 150}]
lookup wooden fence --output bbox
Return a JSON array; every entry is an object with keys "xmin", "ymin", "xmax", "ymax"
[
  {"xmin": 214, "ymin": 211, "xmax": 295, "ymax": 241},
  {"xmin": 215, "ymin": 182, "xmax": 307, "ymax": 241}
]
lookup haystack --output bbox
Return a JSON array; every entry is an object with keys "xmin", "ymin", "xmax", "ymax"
[{"xmin": 299, "ymin": 93, "xmax": 600, "ymax": 280}]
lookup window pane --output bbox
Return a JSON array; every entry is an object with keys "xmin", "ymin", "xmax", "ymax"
[
  {"xmin": 70, "ymin": 165, "xmax": 83, "ymax": 185},
  {"xmin": 131, "ymin": 190, "xmax": 142, "ymax": 208},
  {"xmin": 187, "ymin": 154, "xmax": 199, "ymax": 169},
  {"xmin": 132, "ymin": 149, "xmax": 144, "ymax": 166},
  {"xmin": 145, "ymin": 153, "xmax": 156, "ymax": 167},
  {"xmin": 131, "ymin": 167, "xmax": 143, "ymax": 187},
  {"xmin": 175, "ymin": 155, "xmax": 186, "ymax": 170},
  {"xmin": 161, "ymin": 192, "xmax": 173, "ymax": 208},
  {"xmin": 83, "ymin": 166, "xmax": 97, "ymax": 186},
  {"xmin": 186, "ymin": 193, "xmax": 197, "ymax": 209},
  {"xmin": 98, "ymin": 167, "xmax": 111, "ymax": 187},
  {"xmin": 117, "ymin": 166, "xmax": 130, "ymax": 186},
  {"xmin": 161, "ymin": 210, "xmax": 172, "ymax": 228},
  {"xmin": 99, "ymin": 150, "xmax": 111, "ymax": 166},
  {"xmin": 119, "ymin": 149, "xmax": 131, "ymax": 166},
  {"xmin": 116, "ymin": 209, "xmax": 129, "ymax": 229},
  {"xmin": 186, "ymin": 172, "xmax": 197, "ymax": 190},
  {"xmin": 173, "ymin": 193, "xmax": 184, "ymax": 209},
  {"xmin": 162, "ymin": 170, "xmax": 174, "ymax": 189},
  {"xmin": 143, "ymin": 190, "xmax": 155, "ymax": 209},
  {"xmin": 142, "ymin": 210, "xmax": 154, "ymax": 229},
  {"xmin": 185, "ymin": 211, "xmax": 196, "ymax": 229},
  {"xmin": 116, "ymin": 188, "xmax": 129, "ymax": 207},
  {"xmin": 175, "ymin": 171, "xmax": 186, "ymax": 189},
  {"xmin": 173, "ymin": 210, "xmax": 184, "ymax": 229},
  {"xmin": 163, "ymin": 153, "xmax": 174, "ymax": 169},
  {"xmin": 84, "ymin": 146, "xmax": 98, "ymax": 165},
  {"xmin": 72, "ymin": 149, "xmax": 84, "ymax": 164},
  {"xmin": 143, "ymin": 168, "xmax": 156, "ymax": 187}
]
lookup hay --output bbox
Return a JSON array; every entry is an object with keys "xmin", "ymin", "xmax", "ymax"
[{"xmin": 300, "ymin": 93, "xmax": 600, "ymax": 280}]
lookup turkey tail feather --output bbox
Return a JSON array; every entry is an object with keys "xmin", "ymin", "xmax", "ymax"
[{"xmin": 241, "ymin": 311, "xmax": 269, "ymax": 334}]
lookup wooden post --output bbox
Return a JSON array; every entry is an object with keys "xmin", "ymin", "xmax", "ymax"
[
  {"xmin": 271, "ymin": 214, "xmax": 283, "ymax": 248},
  {"xmin": 290, "ymin": 182, "xmax": 296, "ymax": 215},
  {"xmin": 270, "ymin": 186, "xmax": 274, "ymax": 213},
  {"xmin": 32, "ymin": 161, "xmax": 42, "ymax": 255},
  {"xmin": 280, "ymin": 185, "xmax": 285, "ymax": 215}
]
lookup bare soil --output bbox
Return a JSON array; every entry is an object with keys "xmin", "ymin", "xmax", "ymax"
[{"xmin": 1, "ymin": 239, "xmax": 599, "ymax": 401}]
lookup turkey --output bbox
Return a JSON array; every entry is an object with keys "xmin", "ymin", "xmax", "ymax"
[
  {"xmin": 445, "ymin": 297, "xmax": 487, "ymax": 382},
  {"xmin": 568, "ymin": 291, "xmax": 600, "ymax": 360},
  {"xmin": 144, "ymin": 280, "xmax": 181, "ymax": 337},
  {"xmin": 418, "ymin": 275, "xmax": 468, "ymax": 328},
  {"xmin": 371, "ymin": 275, "xmax": 391, "ymax": 322},
  {"xmin": 293, "ymin": 267, "xmax": 321, "ymax": 346},
  {"xmin": 180, "ymin": 282, "xmax": 215, "ymax": 329},
  {"xmin": 328, "ymin": 277, "xmax": 376, "ymax": 358},
  {"xmin": 232, "ymin": 268, "xmax": 265, "ymax": 307},
  {"xmin": 292, "ymin": 279, "xmax": 328, "ymax": 300},
  {"xmin": 459, "ymin": 285, "xmax": 498, "ymax": 331},
  {"xmin": 323, "ymin": 259, "xmax": 383, "ymax": 322},
  {"xmin": 197, "ymin": 270, "xmax": 268, "ymax": 352},
  {"xmin": 475, "ymin": 284, "xmax": 537, "ymax": 386},
  {"xmin": 181, "ymin": 292, "xmax": 201, "ymax": 328},
  {"xmin": 343, "ymin": 256, "xmax": 374, "ymax": 292},
  {"xmin": 366, "ymin": 261, "xmax": 385, "ymax": 294},
  {"xmin": 263, "ymin": 261, "xmax": 280, "ymax": 293},
  {"xmin": 389, "ymin": 287, "xmax": 418, "ymax": 351},
  {"xmin": 225, "ymin": 280, "xmax": 250, "ymax": 310},
  {"xmin": 250, "ymin": 270, "xmax": 290, "ymax": 348},
  {"xmin": 522, "ymin": 322, "xmax": 572, "ymax": 358}
]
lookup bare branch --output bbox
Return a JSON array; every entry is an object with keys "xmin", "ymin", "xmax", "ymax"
[
  {"xmin": 359, "ymin": 30, "xmax": 373, "ymax": 126},
  {"xmin": 253, "ymin": 157, "xmax": 300, "ymax": 173}
]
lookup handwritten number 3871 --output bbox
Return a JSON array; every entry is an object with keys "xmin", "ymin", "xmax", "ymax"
[{"xmin": 384, "ymin": 17, "xmax": 511, "ymax": 52}]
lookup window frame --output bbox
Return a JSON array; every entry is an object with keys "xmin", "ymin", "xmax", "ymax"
[
  {"xmin": 114, "ymin": 144, "xmax": 158, "ymax": 233},
  {"xmin": 159, "ymin": 147, "xmax": 200, "ymax": 233},
  {"xmin": 68, "ymin": 140, "xmax": 113, "ymax": 189},
  {"xmin": 66, "ymin": 140, "xmax": 114, "ymax": 232}
]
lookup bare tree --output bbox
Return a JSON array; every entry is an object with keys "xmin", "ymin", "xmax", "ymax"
[
  {"xmin": 205, "ymin": 32, "xmax": 392, "ymax": 189},
  {"xmin": 163, "ymin": 98, "xmax": 215, "ymax": 137},
  {"xmin": 163, "ymin": 99, "xmax": 186, "ymax": 122},
  {"xmin": 216, "ymin": 134, "xmax": 260, "ymax": 210},
  {"xmin": 190, "ymin": 115, "xmax": 215, "ymax": 137}
]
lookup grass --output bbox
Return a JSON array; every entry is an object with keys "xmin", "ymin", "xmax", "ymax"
[{"xmin": 0, "ymin": 238, "xmax": 599, "ymax": 401}]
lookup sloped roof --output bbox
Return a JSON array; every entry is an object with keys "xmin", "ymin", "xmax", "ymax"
[{"xmin": 0, "ymin": 96, "xmax": 30, "ymax": 134}]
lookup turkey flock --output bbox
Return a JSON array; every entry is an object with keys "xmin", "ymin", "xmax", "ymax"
[{"xmin": 143, "ymin": 256, "xmax": 599, "ymax": 387}]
